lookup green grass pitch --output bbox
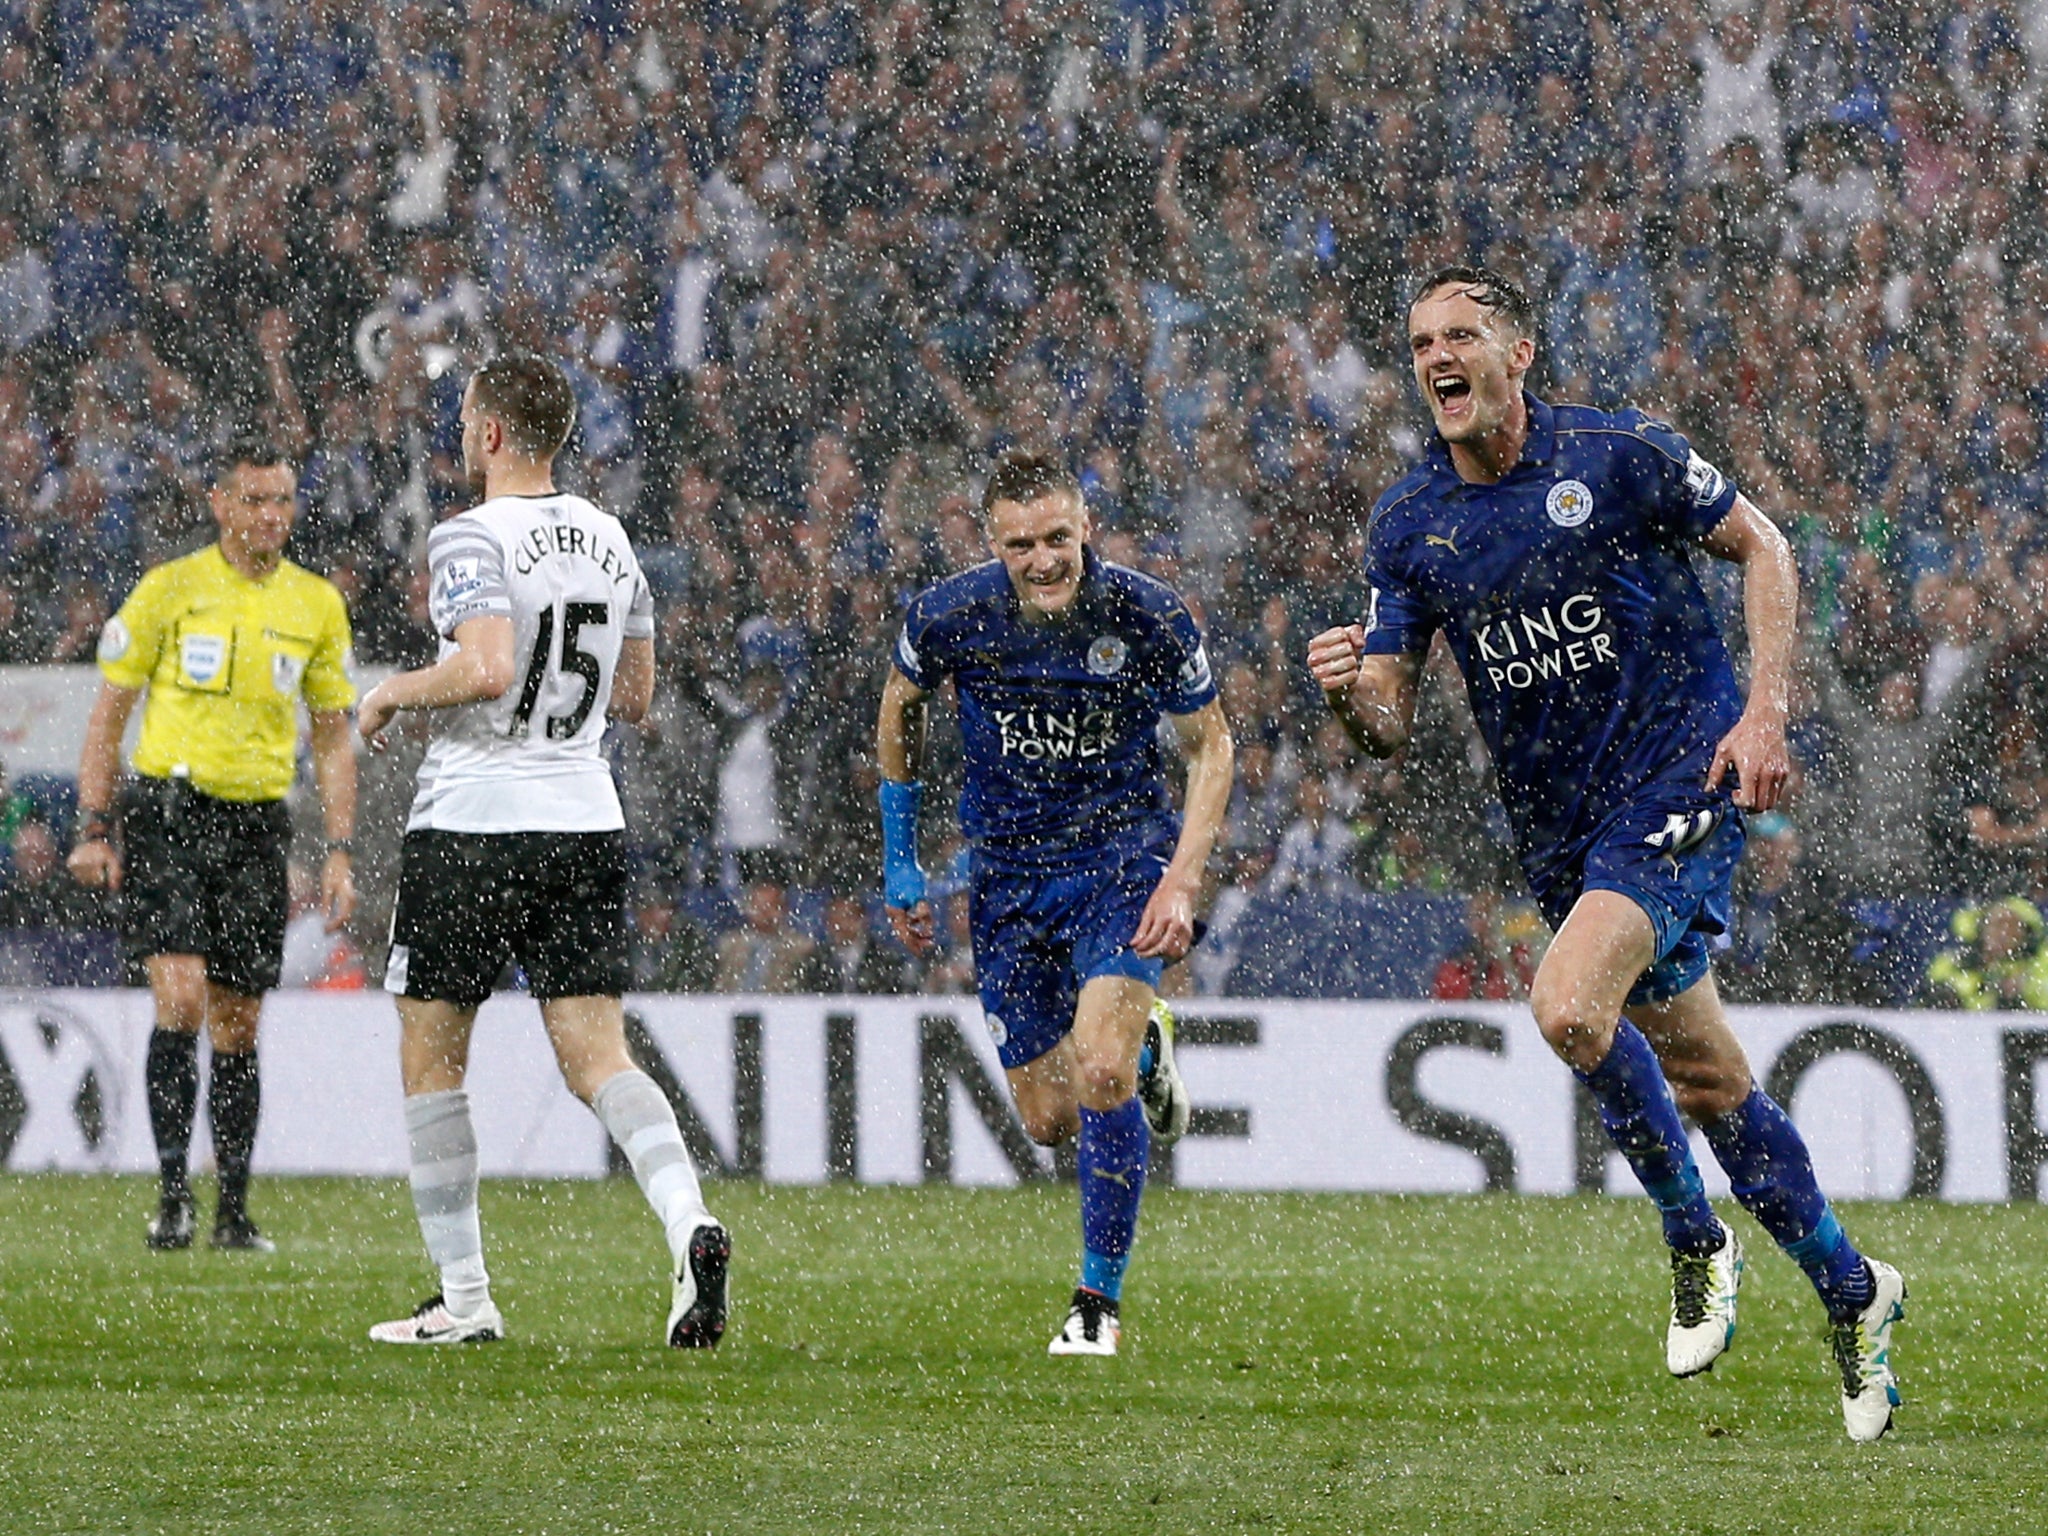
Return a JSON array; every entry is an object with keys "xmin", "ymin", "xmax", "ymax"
[{"xmin": 1, "ymin": 1176, "xmax": 2043, "ymax": 1535}]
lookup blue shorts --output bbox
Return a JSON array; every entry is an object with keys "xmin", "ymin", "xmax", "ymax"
[
  {"xmin": 1527, "ymin": 797, "xmax": 1745, "ymax": 1008},
  {"xmin": 970, "ymin": 833, "xmax": 1171, "ymax": 1070}
]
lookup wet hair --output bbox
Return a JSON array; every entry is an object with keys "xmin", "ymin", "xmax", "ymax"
[
  {"xmin": 1410, "ymin": 264, "xmax": 1539, "ymax": 338},
  {"xmin": 212, "ymin": 432, "xmax": 294, "ymax": 486},
  {"xmin": 981, "ymin": 450, "xmax": 1081, "ymax": 519},
  {"xmin": 469, "ymin": 353, "xmax": 577, "ymax": 458}
]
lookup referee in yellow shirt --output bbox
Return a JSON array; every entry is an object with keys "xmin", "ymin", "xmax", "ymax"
[{"xmin": 68, "ymin": 437, "xmax": 358, "ymax": 1252}]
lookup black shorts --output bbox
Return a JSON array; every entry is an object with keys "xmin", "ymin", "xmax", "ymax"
[
  {"xmin": 386, "ymin": 829, "xmax": 629, "ymax": 1007},
  {"xmin": 119, "ymin": 775, "xmax": 291, "ymax": 996}
]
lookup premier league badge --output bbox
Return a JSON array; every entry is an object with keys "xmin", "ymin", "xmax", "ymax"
[
  {"xmin": 1546, "ymin": 478, "xmax": 1594, "ymax": 528},
  {"xmin": 1085, "ymin": 636, "xmax": 1128, "ymax": 676}
]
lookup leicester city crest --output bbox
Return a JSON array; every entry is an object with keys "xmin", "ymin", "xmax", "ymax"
[
  {"xmin": 1546, "ymin": 478, "xmax": 1594, "ymax": 528},
  {"xmin": 1085, "ymin": 636, "xmax": 1128, "ymax": 676}
]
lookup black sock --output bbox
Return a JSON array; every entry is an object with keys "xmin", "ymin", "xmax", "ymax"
[
  {"xmin": 209, "ymin": 1049, "xmax": 261, "ymax": 1222},
  {"xmin": 145, "ymin": 1030, "xmax": 199, "ymax": 1200}
]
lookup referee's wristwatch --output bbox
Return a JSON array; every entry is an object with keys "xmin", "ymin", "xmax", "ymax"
[
  {"xmin": 77, "ymin": 811, "xmax": 113, "ymax": 845},
  {"xmin": 324, "ymin": 837, "xmax": 355, "ymax": 857}
]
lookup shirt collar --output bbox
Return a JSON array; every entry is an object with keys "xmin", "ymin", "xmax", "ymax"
[
  {"xmin": 1074, "ymin": 544, "xmax": 1104, "ymax": 619},
  {"xmin": 1521, "ymin": 392, "xmax": 1558, "ymax": 467}
]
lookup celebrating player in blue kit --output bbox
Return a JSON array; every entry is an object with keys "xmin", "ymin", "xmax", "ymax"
[
  {"xmin": 1308, "ymin": 268, "xmax": 1906, "ymax": 1441},
  {"xmin": 878, "ymin": 451, "xmax": 1234, "ymax": 1355}
]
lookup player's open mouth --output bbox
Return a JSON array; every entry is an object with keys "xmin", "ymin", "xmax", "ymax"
[{"xmin": 1432, "ymin": 376, "xmax": 1471, "ymax": 408}]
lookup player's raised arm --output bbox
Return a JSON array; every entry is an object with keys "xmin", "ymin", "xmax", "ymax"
[
  {"xmin": 1307, "ymin": 624, "xmax": 1423, "ymax": 759},
  {"xmin": 876, "ymin": 663, "xmax": 935, "ymax": 953},
  {"xmin": 1697, "ymin": 494, "xmax": 1796, "ymax": 812},
  {"xmin": 1133, "ymin": 697, "xmax": 1233, "ymax": 960}
]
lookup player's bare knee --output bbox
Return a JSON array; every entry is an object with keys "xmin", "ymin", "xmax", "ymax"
[
  {"xmin": 1530, "ymin": 988, "xmax": 1613, "ymax": 1069},
  {"xmin": 158, "ymin": 1000, "xmax": 205, "ymax": 1034},
  {"xmin": 155, "ymin": 985, "xmax": 206, "ymax": 1034},
  {"xmin": 205, "ymin": 993, "xmax": 262, "ymax": 1053},
  {"xmin": 208, "ymin": 1018, "xmax": 260, "ymax": 1054},
  {"xmin": 1076, "ymin": 1057, "xmax": 1136, "ymax": 1111},
  {"xmin": 1527, "ymin": 980, "xmax": 1572, "ymax": 1043}
]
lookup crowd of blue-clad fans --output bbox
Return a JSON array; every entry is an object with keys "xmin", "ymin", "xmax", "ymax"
[{"xmin": 1, "ymin": 0, "xmax": 2046, "ymax": 1004}]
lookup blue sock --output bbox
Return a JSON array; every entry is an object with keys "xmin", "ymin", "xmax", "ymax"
[
  {"xmin": 1137, "ymin": 1037, "xmax": 1156, "ymax": 1079},
  {"xmin": 1077, "ymin": 1097, "xmax": 1149, "ymax": 1302},
  {"xmin": 1701, "ymin": 1087, "xmax": 1873, "ymax": 1319},
  {"xmin": 1575, "ymin": 1021, "xmax": 1723, "ymax": 1255}
]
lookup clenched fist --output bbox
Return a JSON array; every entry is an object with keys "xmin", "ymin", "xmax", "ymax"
[{"xmin": 1306, "ymin": 624, "xmax": 1367, "ymax": 696}]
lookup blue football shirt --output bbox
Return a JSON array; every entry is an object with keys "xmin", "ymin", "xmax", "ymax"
[
  {"xmin": 894, "ymin": 547, "xmax": 1218, "ymax": 871},
  {"xmin": 1359, "ymin": 393, "xmax": 1746, "ymax": 878}
]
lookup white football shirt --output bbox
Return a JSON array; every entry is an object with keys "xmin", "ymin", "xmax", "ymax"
[{"xmin": 405, "ymin": 492, "xmax": 653, "ymax": 833}]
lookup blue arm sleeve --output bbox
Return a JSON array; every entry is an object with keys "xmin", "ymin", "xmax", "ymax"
[{"xmin": 878, "ymin": 779, "xmax": 926, "ymax": 909}]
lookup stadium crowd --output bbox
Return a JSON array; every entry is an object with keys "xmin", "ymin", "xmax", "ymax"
[{"xmin": 3, "ymin": 0, "xmax": 2048, "ymax": 1005}]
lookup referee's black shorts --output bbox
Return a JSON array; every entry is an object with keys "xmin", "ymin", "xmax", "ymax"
[
  {"xmin": 119, "ymin": 775, "xmax": 291, "ymax": 996},
  {"xmin": 386, "ymin": 829, "xmax": 629, "ymax": 1008}
]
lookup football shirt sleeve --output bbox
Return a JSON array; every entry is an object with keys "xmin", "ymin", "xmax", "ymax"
[
  {"xmin": 1628, "ymin": 412, "xmax": 1739, "ymax": 543},
  {"xmin": 622, "ymin": 557, "xmax": 655, "ymax": 640},
  {"xmin": 892, "ymin": 590, "xmax": 947, "ymax": 689},
  {"xmin": 1156, "ymin": 599, "xmax": 1219, "ymax": 715},
  {"xmin": 426, "ymin": 520, "xmax": 512, "ymax": 638},
  {"xmin": 96, "ymin": 568, "xmax": 166, "ymax": 689},
  {"xmin": 1359, "ymin": 537, "xmax": 1435, "ymax": 657},
  {"xmin": 301, "ymin": 584, "xmax": 358, "ymax": 712}
]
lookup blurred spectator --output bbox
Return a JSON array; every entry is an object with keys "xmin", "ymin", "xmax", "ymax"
[
  {"xmin": 1956, "ymin": 723, "xmax": 2048, "ymax": 901},
  {"xmin": 1189, "ymin": 845, "xmax": 1269, "ymax": 998},
  {"xmin": 1547, "ymin": 205, "xmax": 1656, "ymax": 409},
  {"xmin": 713, "ymin": 881, "xmax": 820, "ymax": 994},
  {"xmin": 809, "ymin": 895, "xmax": 919, "ymax": 995},
  {"xmin": 1692, "ymin": 7, "xmax": 1787, "ymax": 180},
  {"xmin": 1265, "ymin": 773, "xmax": 1358, "ymax": 896},
  {"xmin": 0, "ymin": 759, "xmax": 31, "ymax": 842},
  {"xmin": 1431, "ymin": 890, "xmax": 1536, "ymax": 1002},
  {"xmin": 630, "ymin": 891, "xmax": 718, "ymax": 994},
  {"xmin": 1925, "ymin": 898, "xmax": 2048, "ymax": 1010},
  {"xmin": 1220, "ymin": 735, "xmax": 1289, "ymax": 862},
  {"xmin": 700, "ymin": 665, "xmax": 802, "ymax": 889},
  {"xmin": 0, "ymin": 216, "xmax": 55, "ymax": 358},
  {"xmin": 0, "ymin": 0, "xmax": 2043, "ymax": 1000},
  {"xmin": 1811, "ymin": 653, "xmax": 1978, "ymax": 899},
  {"xmin": 1, "ymin": 819, "xmax": 109, "ymax": 931},
  {"xmin": 1722, "ymin": 812, "xmax": 1858, "ymax": 1005}
]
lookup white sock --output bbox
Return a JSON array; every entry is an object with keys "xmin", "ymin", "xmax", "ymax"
[
  {"xmin": 592, "ymin": 1069, "xmax": 710, "ymax": 1260},
  {"xmin": 405, "ymin": 1089, "xmax": 490, "ymax": 1317}
]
